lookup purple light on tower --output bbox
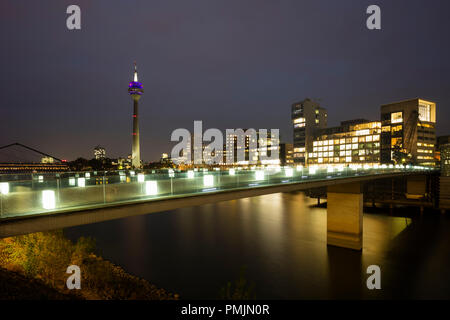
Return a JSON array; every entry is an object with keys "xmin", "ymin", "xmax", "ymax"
[{"xmin": 128, "ymin": 62, "xmax": 144, "ymax": 168}]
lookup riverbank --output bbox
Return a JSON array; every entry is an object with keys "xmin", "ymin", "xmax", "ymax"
[
  {"xmin": 0, "ymin": 267, "xmax": 76, "ymax": 300},
  {"xmin": 0, "ymin": 231, "xmax": 179, "ymax": 300}
]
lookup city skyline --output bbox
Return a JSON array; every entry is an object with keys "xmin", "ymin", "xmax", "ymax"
[{"xmin": 1, "ymin": 1, "xmax": 450, "ymax": 162}]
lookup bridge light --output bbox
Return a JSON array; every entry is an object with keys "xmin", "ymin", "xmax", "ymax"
[
  {"xmin": 229, "ymin": 169, "xmax": 235, "ymax": 176},
  {"xmin": 202, "ymin": 168, "xmax": 208, "ymax": 173},
  {"xmin": 85, "ymin": 173, "xmax": 90, "ymax": 179},
  {"xmin": 381, "ymin": 164, "xmax": 387, "ymax": 169},
  {"xmin": 137, "ymin": 173, "xmax": 145, "ymax": 183},
  {"xmin": 296, "ymin": 165, "xmax": 303, "ymax": 172},
  {"xmin": 187, "ymin": 170, "xmax": 195, "ymax": 179},
  {"xmin": 255, "ymin": 170, "xmax": 265, "ymax": 181},
  {"xmin": 42, "ymin": 190, "xmax": 56, "ymax": 210},
  {"xmin": 364, "ymin": 164, "xmax": 371, "ymax": 170},
  {"xmin": 78, "ymin": 178, "xmax": 86, "ymax": 187},
  {"xmin": 130, "ymin": 171, "xmax": 135, "ymax": 176},
  {"xmin": 204, "ymin": 175, "xmax": 214, "ymax": 187},
  {"xmin": 337, "ymin": 165, "xmax": 344, "ymax": 172},
  {"xmin": 388, "ymin": 164, "xmax": 394, "ymax": 169},
  {"xmin": 0, "ymin": 182, "xmax": 9, "ymax": 195},
  {"xmin": 327, "ymin": 166, "xmax": 334, "ymax": 173},
  {"xmin": 169, "ymin": 169, "xmax": 175, "ymax": 178},
  {"xmin": 285, "ymin": 168, "xmax": 294, "ymax": 177},
  {"xmin": 309, "ymin": 167, "xmax": 317, "ymax": 175},
  {"xmin": 38, "ymin": 175, "xmax": 44, "ymax": 183},
  {"xmin": 145, "ymin": 181, "xmax": 158, "ymax": 195},
  {"xmin": 69, "ymin": 178, "xmax": 76, "ymax": 186}
]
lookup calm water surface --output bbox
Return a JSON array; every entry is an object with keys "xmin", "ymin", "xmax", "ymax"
[{"xmin": 64, "ymin": 192, "xmax": 450, "ymax": 299}]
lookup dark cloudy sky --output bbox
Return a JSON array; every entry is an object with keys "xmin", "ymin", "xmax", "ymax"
[{"xmin": 1, "ymin": 0, "xmax": 449, "ymax": 161}]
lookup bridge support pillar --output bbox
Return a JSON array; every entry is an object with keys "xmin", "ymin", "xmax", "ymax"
[{"xmin": 327, "ymin": 182, "xmax": 363, "ymax": 251}]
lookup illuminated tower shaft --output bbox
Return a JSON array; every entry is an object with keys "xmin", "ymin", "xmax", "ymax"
[
  {"xmin": 132, "ymin": 95, "xmax": 141, "ymax": 168},
  {"xmin": 128, "ymin": 62, "xmax": 144, "ymax": 168}
]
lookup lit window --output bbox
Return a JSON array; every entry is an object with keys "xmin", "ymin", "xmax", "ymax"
[
  {"xmin": 352, "ymin": 144, "xmax": 358, "ymax": 150},
  {"xmin": 346, "ymin": 157, "xmax": 351, "ymax": 162},
  {"xmin": 418, "ymin": 104, "xmax": 431, "ymax": 122},
  {"xmin": 366, "ymin": 136, "xmax": 373, "ymax": 142},
  {"xmin": 356, "ymin": 129, "xmax": 370, "ymax": 136},
  {"xmin": 391, "ymin": 112, "xmax": 403, "ymax": 123},
  {"xmin": 382, "ymin": 126, "xmax": 391, "ymax": 132}
]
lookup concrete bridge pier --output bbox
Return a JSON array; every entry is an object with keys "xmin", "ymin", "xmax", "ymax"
[{"xmin": 327, "ymin": 182, "xmax": 363, "ymax": 251}]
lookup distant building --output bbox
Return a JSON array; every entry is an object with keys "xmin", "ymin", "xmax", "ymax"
[
  {"xmin": 380, "ymin": 98, "xmax": 436, "ymax": 166},
  {"xmin": 308, "ymin": 120, "xmax": 381, "ymax": 166},
  {"xmin": 225, "ymin": 129, "xmax": 280, "ymax": 166},
  {"xmin": 438, "ymin": 136, "xmax": 450, "ymax": 176},
  {"xmin": 160, "ymin": 153, "xmax": 173, "ymax": 166},
  {"xmin": 41, "ymin": 156, "xmax": 55, "ymax": 164},
  {"xmin": 94, "ymin": 146, "xmax": 106, "ymax": 160},
  {"xmin": 280, "ymin": 143, "xmax": 294, "ymax": 166},
  {"xmin": 291, "ymin": 99, "xmax": 327, "ymax": 166}
]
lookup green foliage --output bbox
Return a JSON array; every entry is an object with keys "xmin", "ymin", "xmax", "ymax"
[
  {"xmin": 0, "ymin": 231, "xmax": 177, "ymax": 300},
  {"xmin": 220, "ymin": 266, "xmax": 256, "ymax": 300},
  {"xmin": 0, "ymin": 231, "xmax": 95, "ymax": 289}
]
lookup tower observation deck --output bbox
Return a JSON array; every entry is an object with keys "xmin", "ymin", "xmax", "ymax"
[{"xmin": 128, "ymin": 62, "xmax": 144, "ymax": 168}]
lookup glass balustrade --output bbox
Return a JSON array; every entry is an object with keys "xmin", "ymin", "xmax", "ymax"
[{"xmin": 0, "ymin": 166, "xmax": 434, "ymax": 219}]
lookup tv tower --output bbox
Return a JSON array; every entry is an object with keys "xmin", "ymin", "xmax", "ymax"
[{"xmin": 128, "ymin": 62, "xmax": 144, "ymax": 168}]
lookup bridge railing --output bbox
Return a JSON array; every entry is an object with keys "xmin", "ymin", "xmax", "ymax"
[{"xmin": 0, "ymin": 165, "xmax": 434, "ymax": 220}]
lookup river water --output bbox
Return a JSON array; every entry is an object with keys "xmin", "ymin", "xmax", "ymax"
[{"xmin": 64, "ymin": 192, "xmax": 450, "ymax": 299}]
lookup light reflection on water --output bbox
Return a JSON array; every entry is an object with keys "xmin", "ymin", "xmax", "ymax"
[{"xmin": 64, "ymin": 192, "xmax": 450, "ymax": 299}]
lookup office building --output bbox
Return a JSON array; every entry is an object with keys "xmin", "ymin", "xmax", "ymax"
[
  {"xmin": 438, "ymin": 136, "xmax": 450, "ymax": 176},
  {"xmin": 225, "ymin": 129, "xmax": 280, "ymax": 166},
  {"xmin": 280, "ymin": 143, "xmax": 294, "ymax": 166},
  {"xmin": 308, "ymin": 120, "xmax": 381, "ymax": 166},
  {"xmin": 380, "ymin": 98, "xmax": 436, "ymax": 166},
  {"xmin": 292, "ymin": 99, "xmax": 327, "ymax": 165}
]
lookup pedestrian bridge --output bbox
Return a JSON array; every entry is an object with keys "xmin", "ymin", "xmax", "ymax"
[{"xmin": 0, "ymin": 165, "xmax": 436, "ymax": 249}]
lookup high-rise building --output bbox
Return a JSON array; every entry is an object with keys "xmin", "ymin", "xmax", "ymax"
[
  {"xmin": 291, "ymin": 99, "xmax": 327, "ymax": 165},
  {"xmin": 380, "ymin": 98, "xmax": 436, "ymax": 166},
  {"xmin": 307, "ymin": 120, "xmax": 381, "ymax": 166},
  {"xmin": 94, "ymin": 145, "xmax": 106, "ymax": 160},
  {"xmin": 128, "ymin": 62, "xmax": 144, "ymax": 168},
  {"xmin": 225, "ymin": 129, "xmax": 280, "ymax": 166}
]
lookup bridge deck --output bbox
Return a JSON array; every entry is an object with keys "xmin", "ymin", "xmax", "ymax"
[{"xmin": 0, "ymin": 166, "xmax": 434, "ymax": 238}]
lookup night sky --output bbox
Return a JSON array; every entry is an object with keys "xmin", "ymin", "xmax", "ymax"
[{"xmin": 1, "ymin": 0, "xmax": 449, "ymax": 162}]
